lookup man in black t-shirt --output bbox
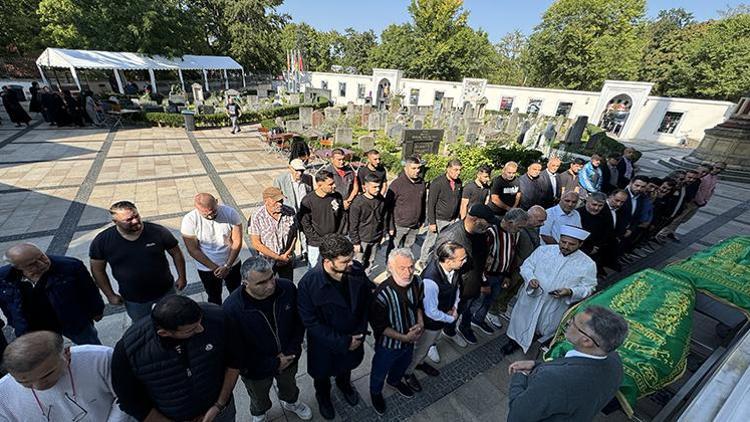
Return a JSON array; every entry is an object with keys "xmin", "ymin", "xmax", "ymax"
[
  {"xmin": 89, "ymin": 201, "xmax": 187, "ymax": 322},
  {"xmin": 225, "ymin": 97, "xmax": 242, "ymax": 134},
  {"xmin": 460, "ymin": 164, "xmax": 491, "ymax": 219},
  {"xmin": 489, "ymin": 161, "xmax": 521, "ymax": 216},
  {"xmin": 357, "ymin": 149, "xmax": 388, "ymax": 195},
  {"xmin": 298, "ymin": 170, "xmax": 345, "ymax": 267}
]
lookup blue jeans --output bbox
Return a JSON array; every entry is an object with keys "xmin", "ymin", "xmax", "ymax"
[
  {"xmin": 124, "ymin": 288, "xmax": 176, "ymax": 322},
  {"xmin": 370, "ymin": 343, "xmax": 414, "ymax": 394},
  {"xmin": 470, "ymin": 275, "xmax": 503, "ymax": 323},
  {"xmin": 64, "ymin": 322, "xmax": 101, "ymax": 345}
]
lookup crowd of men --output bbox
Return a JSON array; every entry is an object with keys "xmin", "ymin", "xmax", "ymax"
[{"xmin": 0, "ymin": 144, "xmax": 724, "ymax": 421}]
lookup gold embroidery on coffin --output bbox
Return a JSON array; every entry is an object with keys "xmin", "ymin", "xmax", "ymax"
[
  {"xmin": 653, "ymin": 291, "xmax": 692, "ymax": 336},
  {"xmin": 609, "ymin": 278, "xmax": 652, "ymax": 316}
]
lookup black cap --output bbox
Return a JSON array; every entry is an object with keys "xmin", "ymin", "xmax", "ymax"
[{"xmin": 468, "ymin": 203, "xmax": 499, "ymax": 225}]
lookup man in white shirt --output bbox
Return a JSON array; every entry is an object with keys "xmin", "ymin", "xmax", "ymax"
[
  {"xmin": 0, "ymin": 331, "xmax": 131, "ymax": 422},
  {"xmin": 181, "ymin": 193, "xmax": 244, "ymax": 304},
  {"xmin": 504, "ymin": 225, "xmax": 598, "ymax": 354},
  {"xmin": 540, "ymin": 191, "xmax": 582, "ymax": 244}
]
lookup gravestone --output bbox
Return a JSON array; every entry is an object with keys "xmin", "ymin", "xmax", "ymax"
[
  {"xmin": 433, "ymin": 100, "xmax": 443, "ymax": 118},
  {"xmin": 368, "ymin": 113, "xmax": 381, "ymax": 131},
  {"xmin": 347, "ymin": 102, "xmax": 355, "ymax": 115},
  {"xmin": 324, "ymin": 106, "xmax": 341, "ymax": 120},
  {"xmin": 191, "ymin": 83, "xmax": 204, "ymax": 105},
  {"xmin": 312, "ymin": 110, "xmax": 324, "ymax": 128},
  {"xmin": 380, "ymin": 111, "xmax": 389, "ymax": 130},
  {"xmin": 506, "ymin": 107, "xmax": 520, "ymax": 134},
  {"xmin": 248, "ymin": 95, "xmax": 259, "ymax": 105},
  {"xmin": 274, "ymin": 117, "xmax": 285, "ymax": 128},
  {"xmin": 335, "ymin": 127, "xmax": 353, "ymax": 146},
  {"xmin": 401, "ymin": 129, "xmax": 444, "ymax": 159},
  {"xmin": 445, "ymin": 126, "xmax": 459, "ymax": 145},
  {"xmin": 465, "ymin": 120, "xmax": 481, "ymax": 143},
  {"xmin": 413, "ymin": 116, "xmax": 424, "ymax": 130},
  {"xmin": 564, "ymin": 116, "xmax": 589, "ymax": 147},
  {"xmin": 495, "ymin": 116, "xmax": 506, "ymax": 131},
  {"xmin": 289, "ymin": 95, "xmax": 300, "ymax": 105},
  {"xmin": 462, "ymin": 103, "xmax": 474, "ymax": 121},
  {"xmin": 388, "ymin": 122, "xmax": 405, "ymax": 145},
  {"xmin": 286, "ymin": 120, "xmax": 303, "ymax": 133},
  {"xmin": 441, "ymin": 97, "xmax": 454, "ymax": 112},
  {"xmin": 358, "ymin": 135, "xmax": 375, "ymax": 152},
  {"xmin": 299, "ymin": 107, "xmax": 313, "ymax": 127}
]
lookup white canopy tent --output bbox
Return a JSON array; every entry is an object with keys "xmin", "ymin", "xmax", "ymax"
[{"xmin": 35, "ymin": 48, "xmax": 246, "ymax": 93}]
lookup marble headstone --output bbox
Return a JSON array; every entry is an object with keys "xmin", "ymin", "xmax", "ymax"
[
  {"xmin": 299, "ymin": 107, "xmax": 313, "ymax": 127},
  {"xmin": 335, "ymin": 127, "xmax": 353, "ymax": 146},
  {"xmin": 286, "ymin": 120, "xmax": 302, "ymax": 133},
  {"xmin": 312, "ymin": 110, "xmax": 324, "ymax": 128},
  {"xmin": 564, "ymin": 116, "xmax": 589, "ymax": 147},
  {"xmin": 358, "ymin": 135, "xmax": 375, "ymax": 152},
  {"xmin": 368, "ymin": 113, "xmax": 381, "ymax": 131}
]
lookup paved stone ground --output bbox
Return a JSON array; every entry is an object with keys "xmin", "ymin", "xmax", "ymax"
[{"xmin": 1, "ymin": 115, "xmax": 749, "ymax": 421}]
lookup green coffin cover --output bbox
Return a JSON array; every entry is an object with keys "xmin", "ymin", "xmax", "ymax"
[
  {"xmin": 663, "ymin": 236, "xmax": 750, "ymax": 315},
  {"xmin": 544, "ymin": 269, "xmax": 695, "ymax": 417}
]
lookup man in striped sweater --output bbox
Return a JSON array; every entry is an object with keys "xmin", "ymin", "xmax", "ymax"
[{"xmin": 368, "ymin": 248, "xmax": 424, "ymax": 416}]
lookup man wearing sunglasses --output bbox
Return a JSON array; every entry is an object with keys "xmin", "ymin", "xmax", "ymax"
[{"xmin": 507, "ymin": 306, "xmax": 628, "ymax": 422}]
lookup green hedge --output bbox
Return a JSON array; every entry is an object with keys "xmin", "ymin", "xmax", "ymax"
[
  {"xmin": 422, "ymin": 141, "xmax": 543, "ymax": 181},
  {"xmin": 137, "ymin": 99, "xmax": 329, "ymax": 128}
]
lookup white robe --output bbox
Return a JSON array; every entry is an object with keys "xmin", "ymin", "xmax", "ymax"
[{"xmin": 507, "ymin": 245, "xmax": 597, "ymax": 353}]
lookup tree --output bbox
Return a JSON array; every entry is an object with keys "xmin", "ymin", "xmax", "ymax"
[
  {"xmin": 280, "ymin": 23, "xmax": 340, "ymax": 72},
  {"xmin": 525, "ymin": 0, "xmax": 647, "ymax": 90},
  {"xmin": 489, "ymin": 30, "xmax": 528, "ymax": 86},
  {"xmin": 339, "ymin": 28, "xmax": 377, "ymax": 73},
  {"xmin": 0, "ymin": 0, "xmax": 42, "ymax": 56},
  {"xmin": 371, "ymin": 0, "xmax": 498, "ymax": 81}
]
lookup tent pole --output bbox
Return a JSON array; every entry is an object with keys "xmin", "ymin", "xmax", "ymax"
[
  {"xmin": 70, "ymin": 66, "xmax": 82, "ymax": 91},
  {"xmin": 113, "ymin": 69, "xmax": 124, "ymax": 94},
  {"xmin": 242, "ymin": 69, "xmax": 246, "ymax": 88},
  {"xmin": 37, "ymin": 65, "xmax": 49, "ymax": 86},
  {"xmin": 203, "ymin": 69, "xmax": 210, "ymax": 92},
  {"xmin": 148, "ymin": 68, "xmax": 157, "ymax": 94},
  {"xmin": 178, "ymin": 69, "xmax": 185, "ymax": 92},
  {"xmin": 223, "ymin": 69, "xmax": 229, "ymax": 90}
]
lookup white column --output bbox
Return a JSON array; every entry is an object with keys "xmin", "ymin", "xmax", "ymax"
[
  {"xmin": 178, "ymin": 69, "xmax": 185, "ymax": 92},
  {"xmin": 70, "ymin": 66, "xmax": 82, "ymax": 91},
  {"xmin": 203, "ymin": 69, "xmax": 209, "ymax": 92},
  {"xmin": 223, "ymin": 69, "xmax": 229, "ymax": 90},
  {"xmin": 242, "ymin": 69, "xmax": 246, "ymax": 88},
  {"xmin": 148, "ymin": 68, "xmax": 157, "ymax": 93},
  {"xmin": 36, "ymin": 64, "xmax": 49, "ymax": 86},
  {"xmin": 113, "ymin": 69, "xmax": 124, "ymax": 94}
]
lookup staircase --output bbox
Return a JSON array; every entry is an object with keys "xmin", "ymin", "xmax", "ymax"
[{"xmin": 658, "ymin": 156, "xmax": 750, "ymax": 184}]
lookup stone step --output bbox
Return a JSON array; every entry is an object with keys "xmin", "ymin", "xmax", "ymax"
[{"xmin": 658, "ymin": 157, "xmax": 750, "ymax": 183}]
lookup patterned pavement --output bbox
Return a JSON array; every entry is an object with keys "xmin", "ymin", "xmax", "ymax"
[{"xmin": 0, "ymin": 118, "xmax": 749, "ymax": 421}]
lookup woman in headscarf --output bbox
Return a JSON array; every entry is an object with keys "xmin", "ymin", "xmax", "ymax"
[{"xmin": 1, "ymin": 86, "xmax": 32, "ymax": 127}]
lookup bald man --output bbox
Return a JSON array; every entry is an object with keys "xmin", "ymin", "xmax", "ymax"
[
  {"xmin": 181, "ymin": 193, "xmax": 244, "ymax": 304},
  {"xmin": 0, "ymin": 243, "xmax": 104, "ymax": 345}
]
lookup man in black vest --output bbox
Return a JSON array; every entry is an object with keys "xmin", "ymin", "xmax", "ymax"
[
  {"xmin": 403, "ymin": 242, "xmax": 466, "ymax": 392},
  {"xmin": 111, "ymin": 295, "xmax": 241, "ymax": 422},
  {"xmin": 297, "ymin": 234, "xmax": 371, "ymax": 420}
]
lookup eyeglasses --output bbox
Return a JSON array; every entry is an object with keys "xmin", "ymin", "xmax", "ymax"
[{"xmin": 566, "ymin": 317, "xmax": 600, "ymax": 348}]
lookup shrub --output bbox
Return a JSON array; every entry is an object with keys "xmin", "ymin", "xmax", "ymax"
[{"xmin": 422, "ymin": 142, "xmax": 543, "ymax": 181}]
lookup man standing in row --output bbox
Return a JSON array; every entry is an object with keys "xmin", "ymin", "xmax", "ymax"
[
  {"xmin": 90, "ymin": 201, "xmax": 186, "ymax": 322},
  {"xmin": 297, "ymin": 234, "xmax": 371, "ymax": 420},
  {"xmin": 369, "ymin": 249, "xmax": 424, "ymax": 415},
  {"xmin": 489, "ymin": 161, "xmax": 521, "ymax": 216},
  {"xmin": 357, "ymin": 149, "xmax": 388, "ymax": 195},
  {"xmin": 538, "ymin": 157, "xmax": 561, "ymax": 209},
  {"xmin": 223, "ymin": 257, "xmax": 312, "ymax": 422},
  {"xmin": 249, "ymin": 187, "xmax": 298, "ymax": 281},
  {"xmin": 324, "ymin": 149, "xmax": 359, "ymax": 210},
  {"xmin": 459, "ymin": 165, "xmax": 491, "ymax": 219},
  {"xmin": 579, "ymin": 154, "xmax": 603, "ymax": 196},
  {"xmin": 386, "ymin": 156, "xmax": 426, "ymax": 251},
  {"xmin": 112, "ymin": 295, "xmax": 241, "ymax": 421},
  {"xmin": 418, "ymin": 159, "xmax": 463, "ymax": 269},
  {"xmin": 181, "ymin": 193, "xmax": 243, "ymax": 305},
  {"xmin": 350, "ymin": 173, "xmax": 388, "ymax": 274},
  {"xmin": 1, "ymin": 243, "xmax": 104, "ymax": 345},
  {"xmin": 558, "ymin": 158, "xmax": 583, "ymax": 196},
  {"xmin": 274, "ymin": 159, "xmax": 312, "ymax": 260},
  {"xmin": 504, "ymin": 226, "xmax": 597, "ymax": 354},
  {"xmin": 540, "ymin": 191, "xmax": 582, "ymax": 244},
  {"xmin": 617, "ymin": 147, "xmax": 637, "ymax": 188},
  {"xmin": 299, "ymin": 170, "xmax": 345, "ymax": 267},
  {"xmin": 518, "ymin": 162, "xmax": 545, "ymax": 210}
]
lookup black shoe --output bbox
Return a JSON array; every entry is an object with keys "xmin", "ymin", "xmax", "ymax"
[
  {"xmin": 416, "ymin": 362, "xmax": 440, "ymax": 377},
  {"xmin": 388, "ymin": 380, "xmax": 415, "ymax": 398},
  {"xmin": 336, "ymin": 382, "xmax": 360, "ymax": 406},
  {"xmin": 404, "ymin": 373, "xmax": 423, "ymax": 392},
  {"xmin": 471, "ymin": 319, "xmax": 496, "ymax": 336},
  {"xmin": 458, "ymin": 325, "xmax": 478, "ymax": 344},
  {"xmin": 315, "ymin": 393, "xmax": 335, "ymax": 420},
  {"xmin": 371, "ymin": 392, "xmax": 386, "ymax": 415},
  {"xmin": 501, "ymin": 340, "xmax": 520, "ymax": 355}
]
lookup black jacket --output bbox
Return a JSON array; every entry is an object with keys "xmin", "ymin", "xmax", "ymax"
[
  {"xmin": 426, "ymin": 174, "xmax": 462, "ymax": 224},
  {"xmin": 223, "ymin": 278, "xmax": 305, "ymax": 379},
  {"xmin": 297, "ymin": 262, "xmax": 372, "ymax": 378},
  {"xmin": 112, "ymin": 303, "xmax": 234, "ymax": 421},
  {"xmin": 518, "ymin": 174, "xmax": 546, "ymax": 210},
  {"xmin": 616, "ymin": 158, "xmax": 633, "ymax": 188},
  {"xmin": 538, "ymin": 170, "xmax": 559, "ymax": 209},
  {"xmin": 600, "ymin": 164, "xmax": 617, "ymax": 194},
  {"xmin": 435, "ymin": 220, "xmax": 488, "ymax": 299},
  {"xmin": 386, "ymin": 172, "xmax": 426, "ymax": 229},
  {"xmin": 0, "ymin": 256, "xmax": 104, "ymax": 337},
  {"xmin": 349, "ymin": 193, "xmax": 387, "ymax": 244}
]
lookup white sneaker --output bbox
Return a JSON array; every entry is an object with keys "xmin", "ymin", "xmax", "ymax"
[
  {"xmin": 486, "ymin": 313, "xmax": 503, "ymax": 330},
  {"xmin": 445, "ymin": 332, "xmax": 467, "ymax": 348},
  {"xmin": 428, "ymin": 345, "xmax": 441, "ymax": 363},
  {"xmin": 251, "ymin": 414, "xmax": 267, "ymax": 422},
  {"xmin": 281, "ymin": 400, "xmax": 313, "ymax": 420}
]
